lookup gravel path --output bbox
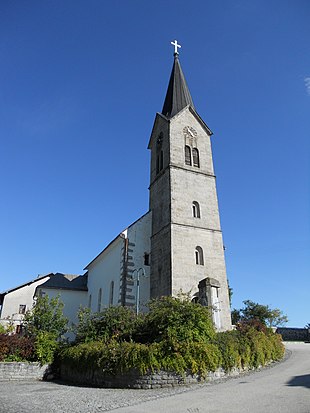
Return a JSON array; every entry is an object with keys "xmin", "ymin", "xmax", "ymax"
[{"xmin": 0, "ymin": 344, "xmax": 297, "ymax": 413}]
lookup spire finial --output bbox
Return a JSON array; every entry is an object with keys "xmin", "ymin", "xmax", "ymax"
[{"xmin": 171, "ymin": 40, "xmax": 181, "ymax": 55}]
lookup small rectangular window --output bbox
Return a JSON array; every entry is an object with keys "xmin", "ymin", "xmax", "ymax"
[{"xmin": 19, "ymin": 305, "xmax": 26, "ymax": 314}]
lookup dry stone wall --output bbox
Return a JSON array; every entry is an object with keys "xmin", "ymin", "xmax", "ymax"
[
  {"xmin": 0, "ymin": 362, "xmax": 49, "ymax": 381},
  {"xmin": 60, "ymin": 364, "xmax": 245, "ymax": 389}
]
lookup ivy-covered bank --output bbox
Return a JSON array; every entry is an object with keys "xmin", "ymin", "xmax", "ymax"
[{"xmin": 56, "ymin": 296, "xmax": 284, "ymax": 387}]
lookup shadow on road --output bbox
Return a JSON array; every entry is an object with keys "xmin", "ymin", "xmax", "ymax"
[{"xmin": 286, "ymin": 374, "xmax": 310, "ymax": 389}]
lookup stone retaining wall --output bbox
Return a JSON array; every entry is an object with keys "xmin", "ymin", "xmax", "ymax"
[
  {"xmin": 0, "ymin": 362, "xmax": 49, "ymax": 381},
  {"xmin": 60, "ymin": 364, "xmax": 244, "ymax": 389}
]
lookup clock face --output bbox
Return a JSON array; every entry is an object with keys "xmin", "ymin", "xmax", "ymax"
[{"xmin": 183, "ymin": 126, "xmax": 197, "ymax": 138}]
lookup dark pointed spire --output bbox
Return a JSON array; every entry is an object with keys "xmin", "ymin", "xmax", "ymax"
[{"xmin": 162, "ymin": 51, "xmax": 195, "ymax": 119}]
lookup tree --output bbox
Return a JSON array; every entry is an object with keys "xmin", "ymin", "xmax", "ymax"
[
  {"xmin": 232, "ymin": 300, "xmax": 288, "ymax": 327},
  {"xmin": 23, "ymin": 295, "xmax": 68, "ymax": 339}
]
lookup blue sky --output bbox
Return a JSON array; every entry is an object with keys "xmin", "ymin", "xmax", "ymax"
[{"xmin": 0, "ymin": 1, "xmax": 309, "ymax": 327}]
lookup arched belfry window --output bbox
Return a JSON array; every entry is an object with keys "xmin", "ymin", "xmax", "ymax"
[
  {"xmin": 185, "ymin": 145, "xmax": 192, "ymax": 166},
  {"xmin": 192, "ymin": 201, "xmax": 201, "ymax": 218},
  {"xmin": 193, "ymin": 148, "xmax": 200, "ymax": 168},
  {"xmin": 195, "ymin": 246, "xmax": 204, "ymax": 265}
]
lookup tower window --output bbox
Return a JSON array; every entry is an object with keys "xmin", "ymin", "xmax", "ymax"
[
  {"xmin": 192, "ymin": 201, "xmax": 201, "ymax": 218},
  {"xmin": 193, "ymin": 148, "xmax": 200, "ymax": 168},
  {"xmin": 195, "ymin": 246, "xmax": 204, "ymax": 265},
  {"xmin": 156, "ymin": 152, "xmax": 163, "ymax": 173},
  {"xmin": 144, "ymin": 253, "xmax": 150, "ymax": 266},
  {"xmin": 185, "ymin": 145, "xmax": 192, "ymax": 165},
  {"xmin": 156, "ymin": 134, "xmax": 164, "ymax": 174}
]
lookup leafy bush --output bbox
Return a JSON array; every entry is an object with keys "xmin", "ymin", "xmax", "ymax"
[
  {"xmin": 137, "ymin": 296, "xmax": 216, "ymax": 344},
  {"xmin": 75, "ymin": 306, "xmax": 141, "ymax": 343},
  {"xmin": 59, "ymin": 339, "xmax": 222, "ymax": 376},
  {"xmin": 59, "ymin": 297, "xmax": 284, "ymax": 377},
  {"xmin": 23, "ymin": 295, "xmax": 68, "ymax": 339},
  {"xmin": 0, "ymin": 334, "xmax": 36, "ymax": 362},
  {"xmin": 236, "ymin": 319, "xmax": 268, "ymax": 334},
  {"xmin": 35, "ymin": 331, "xmax": 59, "ymax": 365}
]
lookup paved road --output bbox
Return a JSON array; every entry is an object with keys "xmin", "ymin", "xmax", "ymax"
[{"xmin": 0, "ymin": 342, "xmax": 309, "ymax": 413}]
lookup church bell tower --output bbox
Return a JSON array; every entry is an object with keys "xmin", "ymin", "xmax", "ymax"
[{"xmin": 148, "ymin": 42, "xmax": 231, "ymax": 330}]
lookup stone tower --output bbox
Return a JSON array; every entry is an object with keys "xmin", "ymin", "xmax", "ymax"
[{"xmin": 148, "ymin": 44, "xmax": 231, "ymax": 330}]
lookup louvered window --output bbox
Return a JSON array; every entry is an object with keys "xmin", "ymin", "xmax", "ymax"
[
  {"xmin": 193, "ymin": 148, "xmax": 200, "ymax": 168},
  {"xmin": 185, "ymin": 145, "xmax": 192, "ymax": 165}
]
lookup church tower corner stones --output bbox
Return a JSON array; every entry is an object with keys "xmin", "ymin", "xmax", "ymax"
[{"xmin": 148, "ymin": 44, "xmax": 232, "ymax": 331}]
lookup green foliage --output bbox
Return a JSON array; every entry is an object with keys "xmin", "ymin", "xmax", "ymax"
[
  {"xmin": 35, "ymin": 331, "xmax": 59, "ymax": 365},
  {"xmin": 232, "ymin": 300, "xmax": 288, "ymax": 327},
  {"xmin": 0, "ymin": 334, "xmax": 36, "ymax": 362},
  {"xmin": 139, "ymin": 296, "xmax": 216, "ymax": 345},
  {"xmin": 59, "ymin": 339, "xmax": 222, "ymax": 377},
  {"xmin": 75, "ymin": 306, "xmax": 140, "ymax": 343},
  {"xmin": 58, "ymin": 296, "xmax": 284, "ymax": 378},
  {"xmin": 0, "ymin": 325, "xmax": 6, "ymax": 334},
  {"xmin": 23, "ymin": 295, "xmax": 68, "ymax": 339},
  {"xmin": 216, "ymin": 331, "xmax": 243, "ymax": 370}
]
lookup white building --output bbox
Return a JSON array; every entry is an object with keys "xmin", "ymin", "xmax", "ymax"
[{"xmin": 0, "ymin": 274, "xmax": 52, "ymax": 333}]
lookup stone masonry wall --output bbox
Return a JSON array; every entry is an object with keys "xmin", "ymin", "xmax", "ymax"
[
  {"xmin": 60, "ymin": 364, "xmax": 247, "ymax": 389},
  {"xmin": 0, "ymin": 362, "xmax": 49, "ymax": 381}
]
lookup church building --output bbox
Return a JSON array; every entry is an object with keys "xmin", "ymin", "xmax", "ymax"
[{"xmin": 33, "ymin": 42, "xmax": 232, "ymax": 332}]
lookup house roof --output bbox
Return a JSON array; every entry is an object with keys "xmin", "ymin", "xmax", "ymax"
[
  {"xmin": 38, "ymin": 273, "xmax": 88, "ymax": 292},
  {"xmin": 83, "ymin": 210, "xmax": 151, "ymax": 270},
  {"xmin": 0, "ymin": 273, "xmax": 53, "ymax": 305}
]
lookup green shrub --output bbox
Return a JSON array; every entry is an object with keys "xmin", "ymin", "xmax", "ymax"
[
  {"xmin": 138, "ymin": 296, "xmax": 216, "ymax": 345},
  {"xmin": 58, "ymin": 297, "xmax": 284, "ymax": 378},
  {"xmin": 59, "ymin": 339, "xmax": 221, "ymax": 376},
  {"xmin": 216, "ymin": 331, "xmax": 241, "ymax": 370},
  {"xmin": 35, "ymin": 331, "xmax": 59, "ymax": 365},
  {"xmin": 23, "ymin": 295, "xmax": 68, "ymax": 339},
  {"xmin": 0, "ymin": 334, "xmax": 36, "ymax": 362},
  {"xmin": 75, "ymin": 306, "xmax": 141, "ymax": 343}
]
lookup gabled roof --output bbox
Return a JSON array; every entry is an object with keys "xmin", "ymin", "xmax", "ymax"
[
  {"xmin": 0, "ymin": 273, "xmax": 53, "ymax": 297},
  {"xmin": 162, "ymin": 53, "xmax": 195, "ymax": 119},
  {"xmin": 38, "ymin": 273, "xmax": 88, "ymax": 292},
  {"xmin": 0, "ymin": 273, "xmax": 53, "ymax": 304},
  {"xmin": 84, "ymin": 211, "xmax": 151, "ymax": 270}
]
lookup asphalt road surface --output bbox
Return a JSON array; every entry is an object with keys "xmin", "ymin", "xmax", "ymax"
[{"xmin": 0, "ymin": 342, "xmax": 309, "ymax": 413}]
